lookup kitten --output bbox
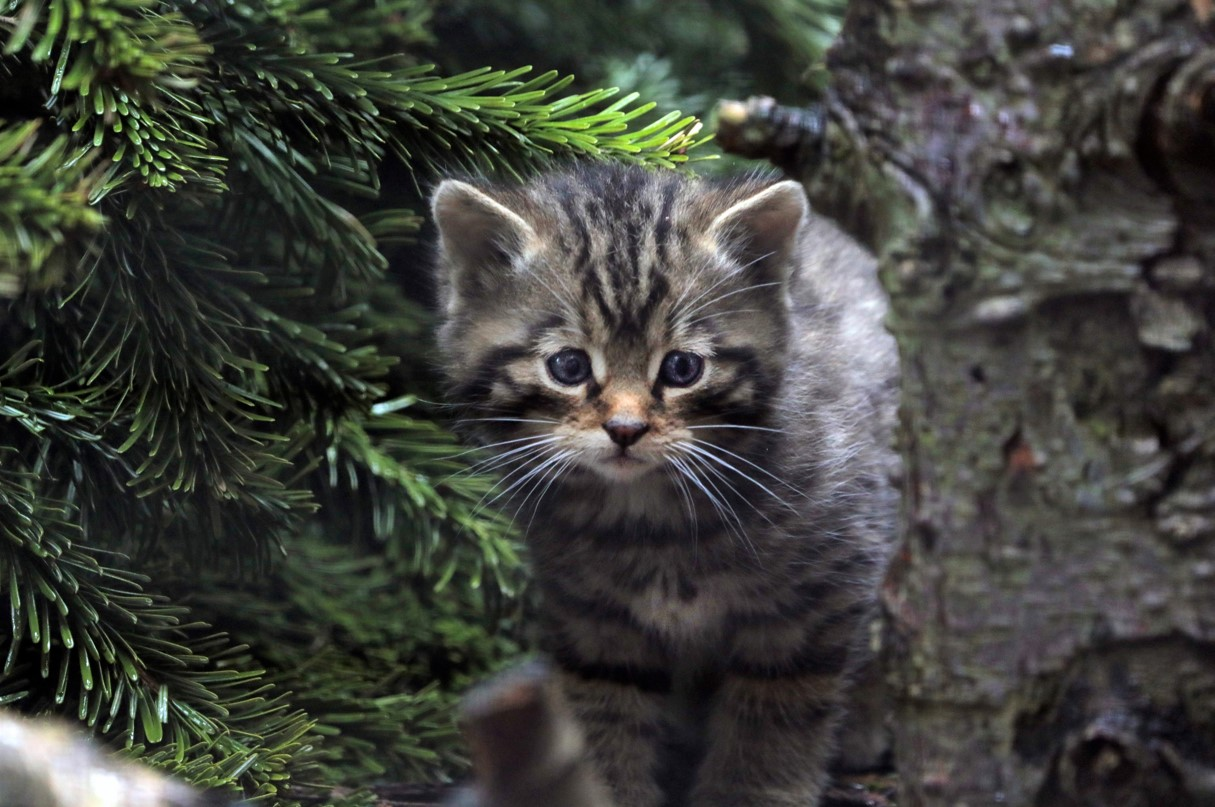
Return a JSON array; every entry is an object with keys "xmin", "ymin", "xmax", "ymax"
[{"xmin": 432, "ymin": 163, "xmax": 898, "ymax": 807}]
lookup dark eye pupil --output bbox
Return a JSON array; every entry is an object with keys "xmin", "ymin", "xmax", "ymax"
[
  {"xmin": 660, "ymin": 351, "xmax": 703, "ymax": 387},
  {"xmin": 547, "ymin": 349, "xmax": 592, "ymax": 385}
]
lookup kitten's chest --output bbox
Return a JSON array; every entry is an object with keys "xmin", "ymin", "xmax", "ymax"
[{"xmin": 626, "ymin": 569, "xmax": 732, "ymax": 644}]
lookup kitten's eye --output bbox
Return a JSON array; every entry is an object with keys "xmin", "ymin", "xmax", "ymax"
[
  {"xmin": 546, "ymin": 348, "xmax": 593, "ymax": 386},
  {"xmin": 659, "ymin": 351, "xmax": 704, "ymax": 387}
]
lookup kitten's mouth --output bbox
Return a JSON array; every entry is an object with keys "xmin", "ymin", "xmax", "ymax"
[{"xmin": 594, "ymin": 451, "xmax": 655, "ymax": 480}]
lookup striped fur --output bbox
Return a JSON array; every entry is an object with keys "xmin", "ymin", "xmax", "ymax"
[{"xmin": 432, "ymin": 164, "xmax": 899, "ymax": 807}]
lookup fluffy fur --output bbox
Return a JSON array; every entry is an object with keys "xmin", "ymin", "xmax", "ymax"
[{"xmin": 432, "ymin": 163, "xmax": 898, "ymax": 807}]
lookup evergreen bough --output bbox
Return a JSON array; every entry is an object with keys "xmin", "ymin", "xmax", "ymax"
[{"xmin": 0, "ymin": 0, "xmax": 708, "ymax": 801}]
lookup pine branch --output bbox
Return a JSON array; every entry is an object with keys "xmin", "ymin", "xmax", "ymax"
[
  {"xmin": 0, "ymin": 122, "xmax": 105, "ymax": 297},
  {"xmin": 185, "ymin": 533, "xmax": 520, "ymax": 786},
  {"xmin": 321, "ymin": 405, "xmax": 525, "ymax": 594},
  {"xmin": 292, "ymin": 0, "xmax": 435, "ymax": 60},
  {"xmin": 0, "ymin": 461, "xmax": 315, "ymax": 800}
]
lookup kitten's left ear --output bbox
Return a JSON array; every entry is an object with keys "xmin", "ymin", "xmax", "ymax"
[{"xmin": 707, "ymin": 180, "xmax": 808, "ymax": 281}]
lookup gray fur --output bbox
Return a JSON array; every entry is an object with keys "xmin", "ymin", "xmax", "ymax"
[{"xmin": 433, "ymin": 163, "xmax": 898, "ymax": 807}]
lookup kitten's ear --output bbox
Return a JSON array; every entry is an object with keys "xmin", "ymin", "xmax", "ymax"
[
  {"xmin": 707, "ymin": 180, "xmax": 807, "ymax": 281},
  {"xmin": 432, "ymin": 179, "xmax": 537, "ymax": 311}
]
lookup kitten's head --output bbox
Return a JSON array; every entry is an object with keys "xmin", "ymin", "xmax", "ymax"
[{"xmin": 431, "ymin": 164, "xmax": 806, "ymax": 486}]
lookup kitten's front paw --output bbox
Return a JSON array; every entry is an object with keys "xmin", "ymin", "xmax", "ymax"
[
  {"xmin": 691, "ymin": 786, "xmax": 824, "ymax": 807},
  {"xmin": 603, "ymin": 781, "xmax": 666, "ymax": 807}
]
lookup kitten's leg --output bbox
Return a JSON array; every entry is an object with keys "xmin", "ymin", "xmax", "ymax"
[
  {"xmin": 691, "ymin": 669, "xmax": 847, "ymax": 806},
  {"xmin": 541, "ymin": 587, "xmax": 672, "ymax": 807},
  {"xmin": 554, "ymin": 667, "xmax": 669, "ymax": 807},
  {"xmin": 690, "ymin": 602, "xmax": 868, "ymax": 807}
]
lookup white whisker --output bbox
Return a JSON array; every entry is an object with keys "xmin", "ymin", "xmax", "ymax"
[
  {"xmin": 671, "ymin": 265, "xmax": 737, "ymax": 320},
  {"xmin": 464, "ymin": 444, "xmax": 566, "ymax": 520},
  {"xmin": 681, "ymin": 441, "xmax": 799, "ymax": 513},
  {"xmin": 434, "ymin": 434, "xmax": 562, "ymax": 464},
  {"xmin": 682, "ymin": 280, "xmax": 783, "ymax": 320},
  {"xmin": 672, "ymin": 250, "xmax": 778, "ymax": 321},
  {"xmin": 687, "ymin": 308, "xmax": 762, "ymax": 326},
  {"xmin": 669, "ymin": 454, "xmax": 744, "ymax": 537},
  {"xmin": 519, "ymin": 453, "xmax": 580, "ymax": 534},
  {"xmin": 687, "ymin": 438, "xmax": 807, "ymax": 500},
  {"xmin": 442, "ymin": 437, "xmax": 562, "ymax": 481},
  {"xmin": 483, "ymin": 449, "xmax": 575, "ymax": 513},
  {"xmin": 683, "ymin": 449, "xmax": 780, "ymax": 538},
  {"xmin": 453, "ymin": 416, "xmax": 562, "ymax": 427},
  {"xmin": 686, "ymin": 424, "xmax": 782, "ymax": 434},
  {"xmin": 671, "ymin": 451, "xmax": 759, "ymax": 560}
]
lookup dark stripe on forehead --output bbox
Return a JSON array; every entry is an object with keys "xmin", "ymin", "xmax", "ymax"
[
  {"xmin": 586, "ymin": 272, "xmax": 615, "ymax": 323},
  {"xmin": 568, "ymin": 205, "xmax": 593, "ymax": 274},
  {"xmin": 605, "ymin": 208, "xmax": 670, "ymax": 334},
  {"xmin": 623, "ymin": 205, "xmax": 645, "ymax": 288},
  {"xmin": 653, "ymin": 179, "xmax": 677, "ymax": 268},
  {"xmin": 536, "ymin": 166, "xmax": 696, "ymax": 333},
  {"xmin": 564, "ymin": 203, "xmax": 610, "ymax": 323},
  {"xmin": 604, "ymin": 229, "xmax": 632, "ymax": 295},
  {"xmin": 628, "ymin": 270, "xmax": 669, "ymax": 335}
]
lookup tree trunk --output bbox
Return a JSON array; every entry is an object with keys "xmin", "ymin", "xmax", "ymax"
[
  {"xmin": 446, "ymin": 3, "xmax": 1215, "ymax": 802},
  {"xmin": 785, "ymin": 1, "xmax": 1215, "ymax": 804}
]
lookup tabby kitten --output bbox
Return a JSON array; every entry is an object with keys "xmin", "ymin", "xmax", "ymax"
[{"xmin": 432, "ymin": 164, "xmax": 898, "ymax": 807}]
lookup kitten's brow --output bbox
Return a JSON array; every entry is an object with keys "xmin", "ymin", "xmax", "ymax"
[
  {"xmin": 671, "ymin": 250, "xmax": 777, "ymax": 322},
  {"xmin": 681, "ymin": 280, "xmax": 783, "ymax": 321},
  {"xmin": 686, "ymin": 308, "xmax": 762, "ymax": 327}
]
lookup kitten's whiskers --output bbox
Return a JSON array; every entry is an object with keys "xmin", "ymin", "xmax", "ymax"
[
  {"xmin": 443, "ymin": 436, "xmax": 561, "ymax": 482},
  {"xmin": 482, "ymin": 448, "xmax": 576, "ymax": 513},
  {"xmin": 678, "ymin": 442, "xmax": 798, "ymax": 522},
  {"xmin": 686, "ymin": 424, "xmax": 782, "ymax": 434},
  {"xmin": 435, "ymin": 434, "xmax": 561, "ymax": 465},
  {"xmin": 517, "ymin": 453, "xmax": 580, "ymax": 535},
  {"xmin": 664, "ymin": 463, "xmax": 699, "ymax": 544},
  {"xmin": 678, "ymin": 445, "xmax": 772, "ymax": 535},
  {"xmin": 687, "ymin": 438, "xmax": 808, "ymax": 503},
  {"xmin": 686, "ymin": 308, "xmax": 762, "ymax": 327},
  {"xmin": 453, "ymin": 416, "xmax": 562, "ymax": 428},
  {"xmin": 666, "ymin": 452, "xmax": 754, "ymax": 558},
  {"xmin": 464, "ymin": 443, "xmax": 569, "ymax": 521}
]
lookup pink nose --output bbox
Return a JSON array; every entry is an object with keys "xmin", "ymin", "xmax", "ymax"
[{"xmin": 604, "ymin": 418, "xmax": 649, "ymax": 448}]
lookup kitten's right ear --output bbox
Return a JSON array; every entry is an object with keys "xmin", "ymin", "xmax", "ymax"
[
  {"xmin": 431, "ymin": 180, "xmax": 537, "ymax": 312},
  {"xmin": 707, "ymin": 180, "xmax": 808, "ymax": 278}
]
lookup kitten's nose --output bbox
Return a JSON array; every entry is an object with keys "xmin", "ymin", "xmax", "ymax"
[{"xmin": 604, "ymin": 417, "xmax": 649, "ymax": 448}]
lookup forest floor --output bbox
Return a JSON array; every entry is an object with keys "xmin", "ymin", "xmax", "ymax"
[{"xmin": 321, "ymin": 772, "xmax": 901, "ymax": 806}]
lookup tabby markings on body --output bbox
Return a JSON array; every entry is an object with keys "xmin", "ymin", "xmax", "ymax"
[{"xmin": 433, "ymin": 163, "xmax": 898, "ymax": 807}]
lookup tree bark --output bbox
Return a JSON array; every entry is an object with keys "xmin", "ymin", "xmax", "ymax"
[{"xmin": 774, "ymin": 1, "xmax": 1215, "ymax": 804}]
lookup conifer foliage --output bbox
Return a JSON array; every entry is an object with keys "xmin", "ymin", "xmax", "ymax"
[{"xmin": 0, "ymin": 0, "xmax": 706, "ymax": 801}]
